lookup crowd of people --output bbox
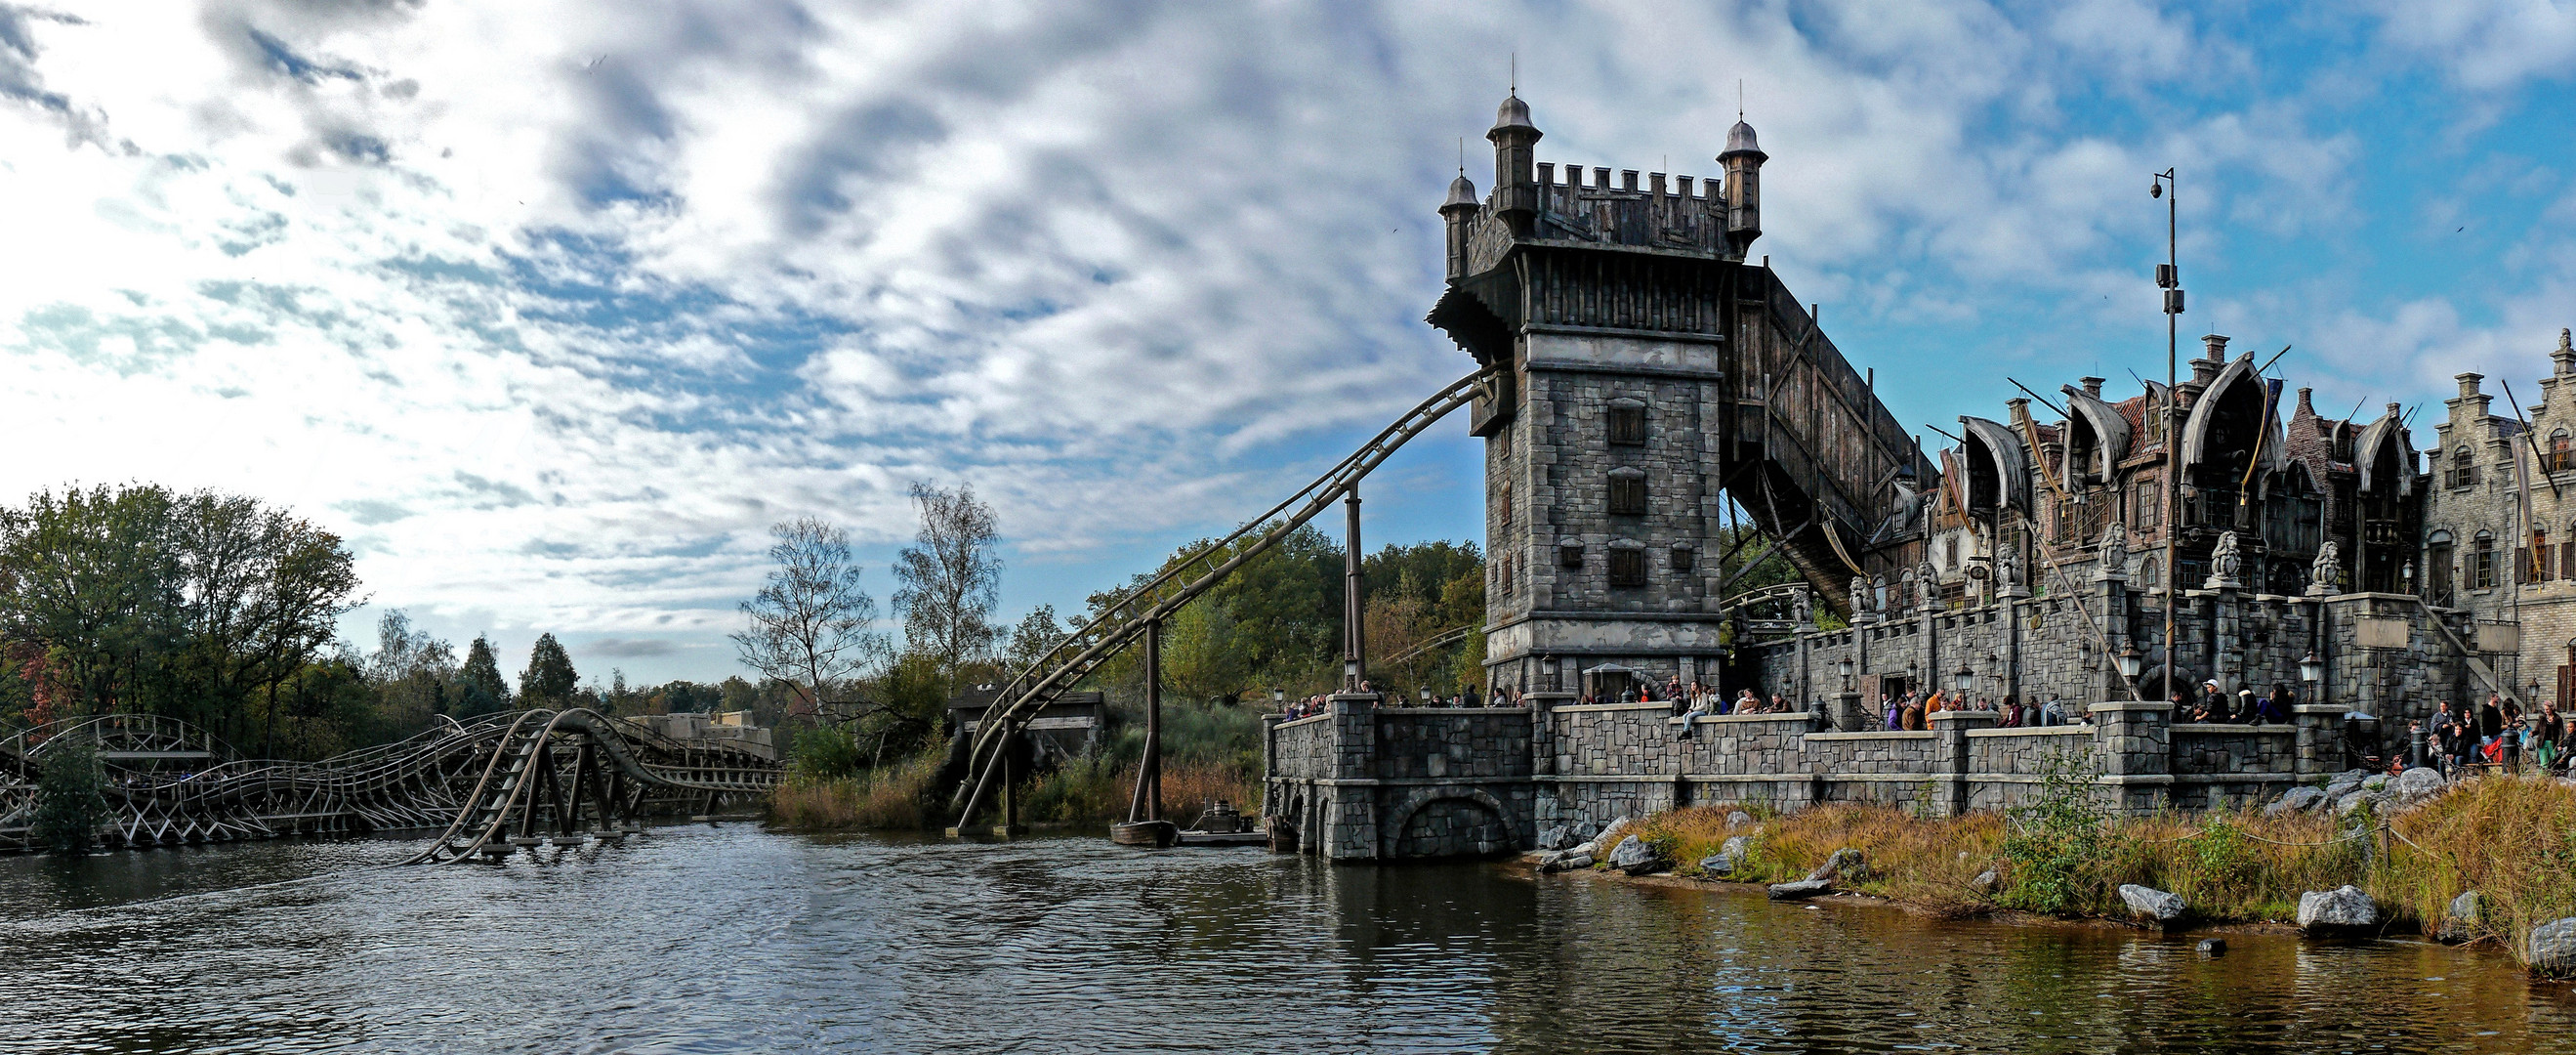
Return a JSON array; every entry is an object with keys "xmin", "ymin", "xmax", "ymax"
[
  {"xmin": 2423, "ymin": 694, "xmax": 2576, "ymax": 776},
  {"xmin": 2165, "ymin": 680, "xmax": 2298, "ymax": 725},
  {"xmin": 1867, "ymin": 691, "xmax": 2077, "ymax": 732}
]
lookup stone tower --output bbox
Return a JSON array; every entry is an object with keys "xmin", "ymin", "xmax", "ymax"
[{"xmin": 1430, "ymin": 95, "xmax": 1932, "ymax": 697}]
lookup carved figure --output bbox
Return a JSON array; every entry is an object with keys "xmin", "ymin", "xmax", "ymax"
[
  {"xmin": 1850, "ymin": 575, "xmax": 1872, "ymax": 616},
  {"xmin": 2098, "ymin": 523, "xmax": 2128, "ymax": 575},
  {"xmin": 1999, "ymin": 549, "xmax": 2021, "ymax": 591},
  {"xmin": 1917, "ymin": 562, "xmax": 1938, "ymax": 608},
  {"xmin": 2309, "ymin": 541, "xmax": 2341, "ymax": 596},
  {"xmin": 2205, "ymin": 530, "xmax": 2242, "ymax": 589},
  {"xmin": 1792, "ymin": 587, "xmax": 1813, "ymax": 626}
]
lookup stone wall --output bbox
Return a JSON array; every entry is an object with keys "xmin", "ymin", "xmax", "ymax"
[{"xmin": 1267, "ymin": 685, "xmax": 2348, "ymax": 862}]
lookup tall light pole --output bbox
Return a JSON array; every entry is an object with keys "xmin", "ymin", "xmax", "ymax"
[{"xmin": 2151, "ymin": 169, "xmax": 2182, "ymax": 701}]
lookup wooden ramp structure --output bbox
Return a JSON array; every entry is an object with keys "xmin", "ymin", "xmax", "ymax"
[{"xmin": 0, "ymin": 709, "xmax": 780, "ymax": 858}]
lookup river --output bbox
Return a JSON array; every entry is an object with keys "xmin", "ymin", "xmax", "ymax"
[{"xmin": 0, "ymin": 825, "xmax": 2569, "ymax": 1054}]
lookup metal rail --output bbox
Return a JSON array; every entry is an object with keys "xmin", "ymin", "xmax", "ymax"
[{"xmin": 950, "ymin": 367, "xmax": 1494, "ymax": 827}]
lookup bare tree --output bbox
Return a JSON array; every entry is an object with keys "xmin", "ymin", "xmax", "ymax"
[
  {"xmin": 892, "ymin": 482, "xmax": 1003, "ymax": 677},
  {"xmin": 732, "ymin": 518, "xmax": 889, "ymax": 725}
]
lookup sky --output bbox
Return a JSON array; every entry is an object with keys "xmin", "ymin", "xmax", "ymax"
[{"xmin": 4, "ymin": 1, "xmax": 2575, "ymax": 687}]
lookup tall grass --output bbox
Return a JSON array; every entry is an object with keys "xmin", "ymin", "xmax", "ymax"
[{"xmin": 1633, "ymin": 775, "xmax": 2576, "ymax": 970}]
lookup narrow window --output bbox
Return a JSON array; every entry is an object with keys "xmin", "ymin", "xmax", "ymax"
[
  {"xmin": 1607, "ymin": 399, "xmax": 1647, "ymax": 445},
  {"xmin": 1558, "ymin": 538, "xmax": 1585, "ymax": 569},
  {"xmin": 1606, "ymin": 468, "xmax": 1646, "ymax": 516},
  {"xmin": 1500, "ymin": 482, "xmax": 1514, "ymax": 532},
  {"xmin": 1671, "ymin": 541, "xmax": 1696, "ymax": 573},
  {"xmin": 2473, "ymin": 531, "xmax": 2497, "ymax": 590},
  {"xmin": 1607, "ymin": 545, "xmax": 1646, "ymax": 586},
  {"xmin": 2137, "ymin": 482, "xmax": 2160, "ymax": 528},
  {"xmin": 2552, "ymin": 431, "xmax": 2571, "ymax": 473}
]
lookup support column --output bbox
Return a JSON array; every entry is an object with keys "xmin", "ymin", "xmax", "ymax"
[
  {"xmin": 1129, "ymin": 617, "xmax": 1164, "ymax": 823},
  {"xmin": 1345, "ymin": 485, "xmax": 1366, "ymax": 691},
  {"xmin": 2212, "ymin": 585, "xmax": 2243, "ymax": 694},
  {"xmin": 2089, "ymin": 700, "xmax": 2175, "ymax": 814},
  {"xmin": 2293, "ymin": 703, "xmax": 2346, "ymax": 780},
  {"xmin": 1323, "ymin": 689, "xmax": 1383, "ymax": 860},
  {"xmin": 1930, "ymin": 708, "xmax": 1996, "ymax": 818}
]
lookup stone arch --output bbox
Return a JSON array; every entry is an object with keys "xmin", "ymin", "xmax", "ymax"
[{"xmin": 1381, "ymin": 786, "xmax": 1519, "ymax": 859}]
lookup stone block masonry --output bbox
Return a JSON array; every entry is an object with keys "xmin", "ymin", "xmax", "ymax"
[{"xmin": 1266, "ymin": 686, "xmax": 2351, "ymax": 861}]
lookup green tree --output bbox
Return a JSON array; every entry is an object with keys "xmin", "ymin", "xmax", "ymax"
[
  {"xmin": 892, "ymin": 482, "xmax": 1004, "ymax": 678},
  {"xmin": 456, "ymin": 635, "xmax": 512, "ymax": 716},
  {"xmin": 1001, "ymin": 604, "xmax": 1065, "ymax": 677},
  {"xmin": 519, "ymin": 633, "xmax": 577, "ymax": 705},
  {"xmin": 30, "ymin": 739, "xmax": 111, "ymax": 855},
  {"xmin": 733, "ymin": 517, "xmax": 889, "ymax": 725}
]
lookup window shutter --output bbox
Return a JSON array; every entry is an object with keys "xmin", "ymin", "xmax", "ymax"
[{"xmin": 2519, "ymin": 547, "xmax": 2533, "ymax": 585}]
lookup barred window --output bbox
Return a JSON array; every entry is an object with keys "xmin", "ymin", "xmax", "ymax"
[
  {"xmin": 2472, "ymin": 531, "xmax": 2498, "ymax": 590},
  {"xmin": 2137, "ymin": 482, "xmax": 2160, "ymax": 528},
  {"xmin": 1607, "ymin": 468, "xmax": 1646, "ymax": 515},
  {"xmin": 2449, "ymin": 447, "xmax": 2479, "ymax": 488},
  {"xmin": 1607, "ymin": 544, "xmax": 1646, "ymax": 586}
]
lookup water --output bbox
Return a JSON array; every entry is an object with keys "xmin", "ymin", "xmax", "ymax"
[{"xmin": 1, "ymin": 827, "xmax": 2570, "ymax": 1054}]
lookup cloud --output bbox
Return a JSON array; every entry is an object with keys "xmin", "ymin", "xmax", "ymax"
[
  {"xmin": 0, "ymin": 2, "xmax": 2563, "ymax": 683},
  {"xmin": 582, "ymin": 637, "xmax": 681, "ymax": 658}
]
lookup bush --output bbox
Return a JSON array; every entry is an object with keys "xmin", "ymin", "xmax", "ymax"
[
  {"xmin": 1996, "ymin": 750, "xmax": 2111, "ymax": 916},
  {"xmin": 789, "ymin": 725, "xmax": 866, "ymax": 782},
  {"xmin": 31, "ymin": 740, "xmax": 112, "ymax": 855}
]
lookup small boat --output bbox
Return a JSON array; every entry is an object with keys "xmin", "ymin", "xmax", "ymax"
[{"xmin": 1109, "ymin": 820, "xmax": 1177, "ymax": 847}]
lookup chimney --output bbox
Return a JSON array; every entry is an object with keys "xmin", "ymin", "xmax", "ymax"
[
  {"xmin": 2296, "ymin": 387, "xmax": 2315, "ymax": 417},
  {"xmin": 2203, "ymin": 333, "xmax": 2230, "ymax": 359},
  {"xmin": 2080, "ymin": 376, "xmax": 2104, "ymax": 399},
  {"xmin": 2457, "ymin": 372, "xmax": 2485, "ymax": 399}
]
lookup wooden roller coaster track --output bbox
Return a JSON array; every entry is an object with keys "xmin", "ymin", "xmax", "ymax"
[
  {"xmin": 950, "ymin": 366, "xmax": 1495, "ymax": 829},
  {"xmin": 0, "ymin": 709, "xmax": 781, "ymax": 858}
]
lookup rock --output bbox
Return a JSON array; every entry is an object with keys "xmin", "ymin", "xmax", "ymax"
[
  {"xmin": 1571, "ymin": 820, "xmax": 1601, "ymax": 842},
  {"xmin": 1971, "ymin": 869, "xmax": 1999, "ymax": 896},
  {"xmin": 1577, "ymin": 818, "xmax": 1633, "ymax": 860},
  {"xmin": 2360, "ymin": 774, "xmax": 2389, "ymax": 792},
  {"xmin": 2440, "ymin": 890, "xmax": 2482, "ymax": 944},
  {"xmin": 2297, "ymin": 885, "xmax": 2379, "ymax": 935},
  {"xmin": 2334, "ymin": 790, "xmax": 2383, "ymax": 818},
  {"xmin": 2528, "ymin": 917, "xmax": 2576, "ymax": 977},
  {"xmin": 1607, "ymin": 835, "xmax": 1664, "ymax": 875},
  {"xmin": 1539, "ymin": 852, "xmax": 1592, "ymax": 874},
  {"xmin": 1698, "ymin": 854, "xmax": 1735, "ymax": 878},
  {"xmin": 2118, "ymin": 883, "xmax": 2187, "ymax": 923},
  {"xmin": 1725, "ymin": 811, "xmax": 1754, "ymax": 830},
  {"xmin": 2197, "ymin": 938, "xmax": 2226, "ymax": 956},
  {"xmin": 2267, "ymin": 786, "xmax": 2325, "ymax": 818},
  {"xmin": 1536, "ymin": 825, "xmax": 1575, "ymax": 852},
  {"xmin": 2397, "ymin": 767, "xmax": 2446, "ymax": 801},
  {"xmin": 1720, "ymin": 835, "xmax": 1753, "ymax": 860},
  {"xmin": 1767, "ymin": 878, "xmax": 1832, "ymax": 901},
  {"xmin": 1807, "ymin": 847, "xmax": 1866, "ymax": 884}
]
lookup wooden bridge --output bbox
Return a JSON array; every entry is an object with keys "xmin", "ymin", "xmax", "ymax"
[{"xmin": 0, "ymin": 710, "xmax": 780, "ymax": 859}]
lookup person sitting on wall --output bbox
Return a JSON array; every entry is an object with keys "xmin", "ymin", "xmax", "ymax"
[
  {"xmin": 2556, "ymin": 715, "xmax": 2576, "ymax": 775},
  {"xmin": 2262, "ymin": 684, "xmax": 2296, "ymax": 727},
  {"xmin": 2040, "ymin": 696, "xmax": 2066, "ymax": 727},
  {"xmin": 1735, "ymin": 689, "xmax": 1761, "ymax": 714},
  {"xmin": 2201, "ymin": 681, "xmax": 2231, "ymax": 723}
]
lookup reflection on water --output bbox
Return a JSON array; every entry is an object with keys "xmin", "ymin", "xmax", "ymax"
[{"xmin": 0, "ymin": 826, "xmax": 2569, "ymax": 1053}]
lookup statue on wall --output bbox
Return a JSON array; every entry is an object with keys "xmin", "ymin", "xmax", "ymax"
[
  {"xmin": 1850, "ymin": 575, "xmax": 1872, "ymax": 618},
  {"xmin": 2096, "ymin": 523, "xmax": 2129, "ymax": 581},
  {"xmin": 1999, "ymin": 548, "xmax": 2024, "ymax": 596},
  {"xmin": 2308, "ymin": 541, "xmax": 2341, "ymax": 597},
  {"xmin": 2205, "ymin": 530, "xmax": 2243, "ymax": 590},
  {"xmin": 1917, "ymin": 561, "xmax": 1938, "ymax": 609},
  {"xmin": 1793, "ymin": 587, "xmax": 1813, "ymax": 626}
]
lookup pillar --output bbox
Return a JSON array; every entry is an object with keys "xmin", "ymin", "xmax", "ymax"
[
  {"xmin": 1930, "ymin": 707, "xmax": 1997, "ymax": 817},
  {"xmin": 2089, "ymin": 700, "xmax": 2175, "ymax": 815}
]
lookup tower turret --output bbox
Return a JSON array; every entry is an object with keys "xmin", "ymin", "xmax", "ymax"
[
  {"xmin": 1440, "ymin": 172, "xmax": 1479, "ymax": 281},
  {"xmin": 1487, "ymin": 95, "xmax": 1541, "ymax": 237},
  {"xmin": 1719, "ymin": 118, "xmax": 1766, "ymax": 261}
]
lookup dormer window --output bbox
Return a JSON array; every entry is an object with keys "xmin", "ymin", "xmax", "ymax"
[{"xmin": 1607, "ymin": 399, "xmax": 1647, "ymax": 445}]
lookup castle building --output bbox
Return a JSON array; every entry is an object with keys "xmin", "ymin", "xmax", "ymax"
[{"xmin": 2422, "ymin": 330, "xmax": 2576, "ymax": 707}]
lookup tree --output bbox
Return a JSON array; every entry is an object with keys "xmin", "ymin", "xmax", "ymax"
[
  {"xmin": 456, "ymin": 635, "xmax": 512, "ymax": 716},
  {"xmin": 732, "ymin": 517, "xmax": 888, "ymax": 725},
  {"xmin": 891, "ymin": 482, "xmax": 1003, "ymax": 677},
  {"xmin": 1001, "ymin": 604, "xmax": 1065, "ymax": 677},
  {"xmin": 30, "ymin": 739, "xmax": 111, "ymax": 856},
  {"xmin": 519, "ymin": 633, "xmax": 578, "ymax": 705}
]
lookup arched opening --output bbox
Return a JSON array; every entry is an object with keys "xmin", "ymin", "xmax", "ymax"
[
  {"xmin": 2181, "ymin": 357, "xmax": 2281, "ymax": 531},
  {"xmin": 1391, "ymin": 794, "xmax": 1517, "ymax": 858}
]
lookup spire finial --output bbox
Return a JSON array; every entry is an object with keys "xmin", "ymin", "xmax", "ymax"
[
  {"xmin": 1458, "ymin": 137, "xmax": 1465, "ymax": 176},
  {"xmin": 1737, "ymin": 79, "xmax": 1744, "ymax": 120},
  {"xmin": 1510, "ymin": 53, "xmax": 1517, "ymax": 96}
]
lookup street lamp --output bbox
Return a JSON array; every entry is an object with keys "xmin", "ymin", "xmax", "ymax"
[
  {"xmin": 1540, "ymin": 654, "xmax": 1559, "ymax": 692},
  {"xmin": 1837, "ymin": 655, "xmax": 1854, "ymax": 692},
  {"xmin": 1954, "ymin": 663, "xmax": 1975, "ymax": 695},
  {"xmin": 2116, "ymin": 646, "xmax": 2144, "ymax": 680},
  {"xmin": 1271, "ymin": 688, "xmax": 1285, "ymax": 705},
  {"xmin": 2299, "ymin": 652, "xmax": 2324, "ymax": 687},
  {"xmin": 2151, "ymin": 167, "xmax": 2182, "ymax": 722},
  {"xmin": 1420, "ymin": 686, "xmax": 1433, "ymax": 705}
]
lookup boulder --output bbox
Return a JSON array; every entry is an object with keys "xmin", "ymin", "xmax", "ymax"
[
  {"xmin": 1607, "ymin": 835, "xmax": 1664, "ymax": 876},
  {"xmin": 1538, "ymin": 852, "xmax": 1592, "ymax": 874},
  {"xmin": 1806, "ymin": 847, "xmax": 1866, "ymax": 884},
  {"xmin": 1720, "ymin": 834, "xmax": 1754, "ymax": 860},
  {"xmin": 2439, "ymin": 890, "xmax": 2481, "ymax": 944},
  {"xmin": 1571, "ymin": 820, "xmax": 1601, "ymax": 842},
  {"xmin": 1536, "ymin": 824, "xmax": 1575, "ymax": 852},
  {"xmin": 2360, "ymin": 774, "xmax": 2389, "ymax": 793},
  {"xmin": 2334, "ymin": 790, "xmax": 2384, "ymax": 818},
  {"xmin": 1970, "ymin": 869, "xmax": 1999, "ymax": 896},
  {"xmin": 1725, "ymin": 811, "xmax": 1755, "ymax": 830},
  {"xmin": 2297, "ymin": 885, "xmax": 2379, "ymax": 935},
  {"xmin": 2396, "ymin": 767, "xmax": 2446, "ymax": 802},
  {"xmin": 1766, "ymin": 878, "xmax": 1832, "ymax": 901},
  {"xmin": 2528, "ymin": 917, "xmax": 2576, "ymax": 977},
  {"xmin": 2118, "ymin": 883, "xmax": 2187, "ymax": 923},
  {"xmin": 2266, "ymin": 786, "xmax": 2325, "ymax": 818},
  {"xmin": 1698, "ymin": 854, "xmax": 1735, "ymax": 878}
]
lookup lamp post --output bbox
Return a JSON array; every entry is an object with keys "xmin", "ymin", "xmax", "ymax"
[
  {"xmin": 2299, "ymin": 651, "xmax": 2324, "ymax": 710},
  {"xmin": 1955, "ymin": 663, "xmax": 1975, "ymax": 696},
  {"xmin": 1271, "ymin": 687, "xmax": 1285, "ymax": 707},
  {"xmin": 1837, "ymin": 655, "xmax": 1855, "ymax": 693},
  {"xmin": 2151, "ymin": 168, "xmax": 2182, "ymax": 717},
  {"xmin": 1420, "ymin": 686, "xmax": 1433, "ymax": 707},
  {"xmin": 2116, "ymin": 646, "xmax": 2144, "ymax": 681},
  {"xmin": 1540, "ymin": 654, "xmax": 1559, "ymax": 694}
]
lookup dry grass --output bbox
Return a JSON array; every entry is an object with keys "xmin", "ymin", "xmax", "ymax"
[
  {"xmin": 768, "ymin": 752, "xmax": 941, "ymax": 830},
  {"xmin": 2381, "ymin": 775, "xmax": 2576, "ymax": 961},
  {"xmin": 770, "ymin": 752, "xmax": 1263, "ymax": 831}
]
